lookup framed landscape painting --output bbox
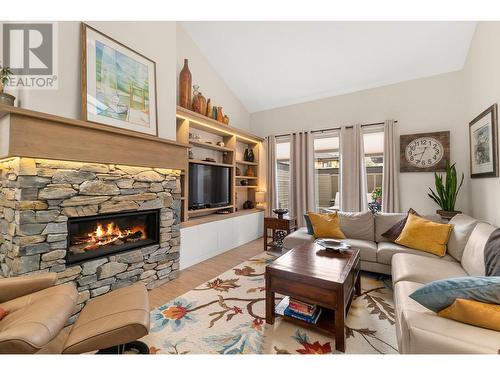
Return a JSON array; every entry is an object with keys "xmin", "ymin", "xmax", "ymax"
[
  {"xmin": 469, "ymin": 103, "xmax": 498, "ymax": 178},
  {"xmin": 81, "ymin": 23, "xmax": 158, "ymax": 135}
]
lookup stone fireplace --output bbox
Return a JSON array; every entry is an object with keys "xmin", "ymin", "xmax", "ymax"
[{"xmin": 0, "ymin": 157, "xmax": 181, "ymax": 321}]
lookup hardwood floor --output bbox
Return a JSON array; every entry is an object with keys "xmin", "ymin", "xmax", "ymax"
[{"xmin": 148, "ymin": 238, "xmax": 264, "ymax": 309}]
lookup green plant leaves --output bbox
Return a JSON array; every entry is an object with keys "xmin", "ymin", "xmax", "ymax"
[{"xmin": 428, "ymin": 162, "xmax": 464, "ymax": 211}]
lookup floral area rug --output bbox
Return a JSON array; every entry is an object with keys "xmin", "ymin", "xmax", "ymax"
[{"xmin": 143, "ymin": 252, "xmax": 398, "ymax": 354}]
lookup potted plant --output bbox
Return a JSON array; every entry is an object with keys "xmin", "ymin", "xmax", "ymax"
[
  {"xmin": 428, "ymin": 162, "xmax": 464, "ymax": 220},
  {"xmin": 0, "ymin": 64, "xmax": 15, "ymax": 106}
]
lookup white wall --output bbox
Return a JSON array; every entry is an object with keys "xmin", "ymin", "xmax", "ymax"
[
  {"xmin": 250, "ymin": 72, "xmax": 469, "ymax": 215},
  {"xmin": 463, "ymin": 22, "xmax": 500, "ymax": 226},
  {"xmin": 12, "ymin": 21, "xmax": 178, "ymax": 140},
  {"xmin": 176, "ymin": 24, "xmax": 250, "ymax": 131}
]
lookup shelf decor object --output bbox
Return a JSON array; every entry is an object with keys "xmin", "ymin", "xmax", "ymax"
[
  {"xmin": 255, "ymin": 191, "xmax": 266, "ymax": 210},
  {"xmin": 216, "ymin": 106, "xmax": 223, "ymax": 122},
  {"xmin": 179, "ymin": 59, "xmax": 192, "ymax": 109},
  {"xmin": 81, "ymin": 23, "xmax": 158, "ymax": 136},
  {"xmin": 469, "ymin": 103, "xmax": 498, "ymax": 178}
]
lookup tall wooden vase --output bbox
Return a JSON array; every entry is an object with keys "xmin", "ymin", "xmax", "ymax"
[{"xmin": 179, "ymin": 59, "xmax": 192, "ymax": 109}]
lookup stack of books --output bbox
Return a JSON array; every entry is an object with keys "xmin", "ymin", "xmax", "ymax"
[{"xmin": 276, "ymin": 296, "xmax": 322, "ymax": 324}]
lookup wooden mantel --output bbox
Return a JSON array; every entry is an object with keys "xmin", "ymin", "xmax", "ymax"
[{"xmin": 0, "ymin": 104, "xmax": 190, "ymax": 170}]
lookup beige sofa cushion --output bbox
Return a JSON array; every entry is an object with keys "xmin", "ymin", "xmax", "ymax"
[
  {"xmin": 461, "ymin": 222, "xmax": 495, "ymax": 276},
  {"xmin": 343, "ymin": 239, "xmax": 377, "ymax": 262},
  {"xmin": 374, "ymin": 212, "xmax": 441, "ymax": 243},
  {"xmin": 391, "ymin": 253, "xmax": 467, "ymax": 284},
  {"xmin": 447, "ymin": 214, "xmax": 480, "ymax": 262},
  {"xmin": 283, "ymin": 228, "xmax": 314, "ymax": 250},
  {"xmin": 377, "ymin": 242, "xmax": 456, "ymax": 266},
  {"xmin": 395, "ymin": 281, "xmax": 500, "ymax": 354},
  {"xmin": 338, "ymin": 211, "xmax": 374, "ymax": 241}
]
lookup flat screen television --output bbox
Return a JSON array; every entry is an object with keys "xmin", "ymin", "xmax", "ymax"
[{"xmin": 189, "ymin": 163, "xmax": 231, "ymax": 209}]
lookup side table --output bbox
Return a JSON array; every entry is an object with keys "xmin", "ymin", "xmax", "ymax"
[{"xmin": 264, "ymin": 216, "xmax": 296, "ymax": 254}]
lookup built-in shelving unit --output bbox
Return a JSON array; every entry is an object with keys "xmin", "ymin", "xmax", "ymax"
[{"xmin": 176, "ymin": 106, "xmax": 264, "ymax": 223}]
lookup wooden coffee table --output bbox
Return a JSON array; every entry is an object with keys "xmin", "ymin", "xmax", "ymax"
[{"xmin": 265, "ymin": 242, "xmax": 361, "ymax": 352}]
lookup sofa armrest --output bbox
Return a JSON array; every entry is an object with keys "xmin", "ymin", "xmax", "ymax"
[{"xmin": 0, "ymin": 273, "xmax": 58, "ymax": 303}]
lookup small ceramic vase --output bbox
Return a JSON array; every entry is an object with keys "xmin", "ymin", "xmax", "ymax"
[
  {"xmin": 206, "ymin": 99, "xmax": 212, "ymax": 117},
  {"xmin": 248, "ymin": 149, "xmax": 255, "ymax": 162},
  {"xmin": 246, "ymin": 166, "xmax": 255, "ymax": 177},
  {"xmin": 192, "ymin": 85, "xmax": 201, "ymax": 113},
  {"xmin": 223, "ymin": 115, "xmax": 230, "ymax": 125},
  {"xmin": 217, "ymin": 106, "xmax": 223, "ymax": 122},
  {"xmin": 179, "ymin": 59, "xmax": 192, "ymax": 109}
]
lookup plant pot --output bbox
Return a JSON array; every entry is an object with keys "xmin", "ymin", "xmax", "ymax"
[
  {"xmin": 0, "ymin": 92, "xmax": 15, "ymax": 106},
  {"xmin": 436, "ymin": 210, "xmax": 462, "ymax": 220}
]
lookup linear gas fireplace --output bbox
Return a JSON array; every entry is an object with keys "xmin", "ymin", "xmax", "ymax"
[{"xmin": 67, "ymin": 210, "xmax": 160, "ymax": 264}]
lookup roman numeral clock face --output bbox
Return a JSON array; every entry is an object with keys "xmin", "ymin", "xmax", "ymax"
[{"xmin": 405, "ymin": 137, "xmax": 444, "ymax": 168}]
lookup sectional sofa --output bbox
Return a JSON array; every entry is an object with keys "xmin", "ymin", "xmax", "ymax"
[{"xmin": 282, "ymin": 212, "xmax": 500, "ymax": 354}]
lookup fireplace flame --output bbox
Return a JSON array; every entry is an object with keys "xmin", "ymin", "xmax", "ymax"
[{"xmin": 80, "ymin": 221, "xmax": 146, "ymax": 251}]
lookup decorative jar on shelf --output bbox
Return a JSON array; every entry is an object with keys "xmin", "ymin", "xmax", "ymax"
[
  {"xmin": 246, "ymin": 166, "xmax": 255, "ymax": 177},
  {"xmin": 206, "ymin": 99, "xmax": 212, "ymax": 117},
  {"xmin": 244, "ymin": 148, "xmax": 250, "ymax": 162},
  {"xmin": 192, "ymin": 85, "xmax": 207, "ymax": 114},
  {"xmin": 217, "ymin": 106, "xmax": 223, "ymax": 122},
  {"xmin": 247, "ymin": 149, "xmax": 255, "ymax": 162},
  {"xmin": 179, "ymin": 59, "xmax": 192, "ymax": 109},
  {"xmin": 223, "ymin": 115, "xmax": 230, "ymax": 125}
]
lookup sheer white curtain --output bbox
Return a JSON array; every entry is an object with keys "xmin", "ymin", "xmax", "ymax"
[
  {"xmin": 265, "ymin": 135, "xmax": 278, "ymax": 216},
  {"xmin": 382, "ymin": 120, "xmax": 400, "ymax": 212},
  {"xmin": 290, "ymin": 132, "xmax": 315, "ymax": 227},
  {"xmin": 339, "ymin": 124, "xmax": 368, "ymax": 212}
]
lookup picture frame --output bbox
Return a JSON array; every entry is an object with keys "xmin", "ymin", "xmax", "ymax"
[
  {"xmin": 469, "ymin": 103, "xmax": 498, "ymax": 178},
  {"xmin": 81, "ymin": 23, "xmax": 158, "ymax": 136}
]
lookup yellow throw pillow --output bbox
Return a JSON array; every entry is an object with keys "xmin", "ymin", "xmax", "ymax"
[
  {"xmin": 395, "ymin": 213, "xmax": 452, "ymax": 256},
  {"xmin": 307, "ymin": 212, "xmax": 346, "ymax": 239},
  {"xmin": 438, "ymin": 298, "xmax": 500, "ymax": 332}
]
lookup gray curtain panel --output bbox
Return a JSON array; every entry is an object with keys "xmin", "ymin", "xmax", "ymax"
[
  {"xmin": 265, "ymin": 135, "xmax": 278, "ymax": 216},
  {"xmin": 290, "ymin": 132, "xmax": 315, "ymax": 227},
  {"xmin": 382, "ymin": 120, "xmax": 400, "ymax": 213},
  {"xmin": 339, "ymin": 124, "xmax": 368, "ymax": 212}
]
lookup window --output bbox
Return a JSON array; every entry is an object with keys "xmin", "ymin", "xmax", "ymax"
[
  {"xmin": 313, "ymin": 133, "xmax": 340, "ymax": 211},
  {"xmin": 363, "ymin": 129, "xmax": 384, "ymax": 208},
  {"xmin": 276, "ymin": 138, "xmax": 290, "ymax": 209}
]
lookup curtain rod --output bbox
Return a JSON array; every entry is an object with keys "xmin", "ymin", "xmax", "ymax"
[{"xmin": 274, "ymin": 120, "xmax": 398, "ymax": 138}]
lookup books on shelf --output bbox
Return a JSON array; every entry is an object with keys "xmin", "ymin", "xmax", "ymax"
[{"xmin": 275, "ymin": 296, "xmax": 322, "ymax": 325}]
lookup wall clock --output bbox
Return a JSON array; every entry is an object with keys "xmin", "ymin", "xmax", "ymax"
[{"xmin": 400, "ymin": 131, "xmax": 450, "ymax": 172}]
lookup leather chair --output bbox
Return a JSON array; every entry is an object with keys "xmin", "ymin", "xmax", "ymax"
[{"xmin": 0, "ymin": 273, "xmax": 150, "ymax": 354}]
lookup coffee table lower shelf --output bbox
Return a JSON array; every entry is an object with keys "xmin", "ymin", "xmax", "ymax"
[{"xmin": 275, "ymin": 297, "xmax": 336, "ymax": 337}]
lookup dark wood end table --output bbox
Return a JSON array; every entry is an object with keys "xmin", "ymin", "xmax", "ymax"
[
  {"xmin": 265, "ymin": 242, "xmax": 361, "ymax": 352},
  {"xmin": 263, "ymin": 216, "xmax": 296, "ymax": 254}
]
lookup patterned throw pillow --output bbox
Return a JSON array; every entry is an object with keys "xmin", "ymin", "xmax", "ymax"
[
  {"xmin": 409, "ymin": 276, "xmax": 500, "ymax": 312},
  {"xmin": 381, "ymin": 208, "xmax": 419, "ymax": 242},
  {"xmin": 0, "ymin": 307, "xmax": 8, "ymax": 321}
]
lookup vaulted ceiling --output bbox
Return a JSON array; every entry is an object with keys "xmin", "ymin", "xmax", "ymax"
[{"xmin": 180, "ymin": 21, "xmax": 476, "ymax": 113}]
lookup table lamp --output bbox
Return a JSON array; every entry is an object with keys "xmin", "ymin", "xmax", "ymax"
[{"xmin": 255, "ymin": 191, "xmax": 265, "ymax": 210}]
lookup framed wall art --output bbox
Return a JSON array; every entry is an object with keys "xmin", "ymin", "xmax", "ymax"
[
  {"xmin": 81, "ymin": 23, "xmax": 158, "ymax": 136},
  {"xmin": 469, "ymin": 103, "xmax": 498, "ymax": 178}
]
